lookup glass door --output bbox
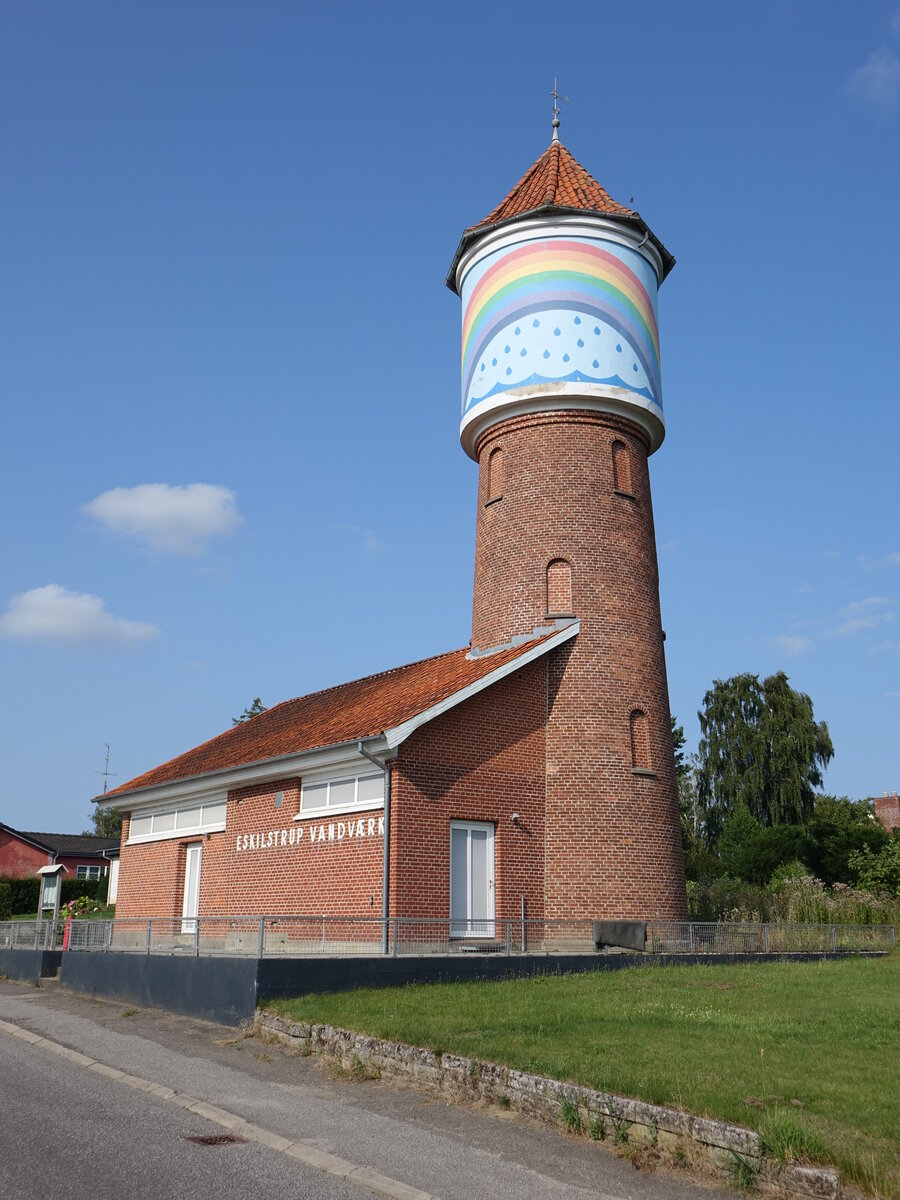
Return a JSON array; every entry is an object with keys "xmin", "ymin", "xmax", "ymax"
[{"xmin": 450, "ymin": 821, "xmax": 495, "ymax": 937}]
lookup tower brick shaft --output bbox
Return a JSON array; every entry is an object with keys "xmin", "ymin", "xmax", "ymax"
[
  {"xmin": 449, "ymin": 138, "xmax": 688, "ymax": 920},
  {"xmin": 473, "ymin": 409, "xmax": 687, "ymax": 918}
]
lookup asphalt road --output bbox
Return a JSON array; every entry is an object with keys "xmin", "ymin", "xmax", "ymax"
[{"xmin": 0, "ymin": 979, "xmax": 738, "ymax": 1200}]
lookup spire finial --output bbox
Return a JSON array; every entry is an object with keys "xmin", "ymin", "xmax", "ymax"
[{"xmin": 550, "ymin": 77, "xmax": 569, "ymax": 143}]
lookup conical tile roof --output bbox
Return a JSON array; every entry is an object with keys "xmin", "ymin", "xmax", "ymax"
[
  {"xmin": 475, "ymin": 141, "xmax": 638, "ymax": 228},
  {"xmin": 447, "ymin": 141, "xmax": 674, "ymax": 290}
]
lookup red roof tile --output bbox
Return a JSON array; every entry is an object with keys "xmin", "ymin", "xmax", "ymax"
[
  {"xmin": 447, "ymin": 141, "xmax": 674, "ymax": 290},
  {"xmin": 473, "ymin": 141, "xmax": 638, "ymax": 229},
  {"xmin": 103, "ymin": 631, "xmax": 563, "ymax": 801}
]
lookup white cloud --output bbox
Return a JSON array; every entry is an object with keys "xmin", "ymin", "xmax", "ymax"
[
  {"xmin": 770, "ymin": 634, "xmax": 814, "ymax": 657},
  {"xmin": 84, "ymin": 484, "xmax": 243, "ymax": 555},
  {"xmin": 0, "ymin": 585, "xmax": 159, "ymax": 646},
  {"xmin": 892, "ymin": 8, "xmax": 900, "ymax": 38},
  {"xmin": 846, "ymin": 47, "xmax": 900, "ymax": 113},
  {"xmin": 336, "ymin": 523, "xmax": 387, "ymax": 557},
  {"xmin": 795, "ymin": 582, "xmax": 813, "ymax": 595},
  {"xmin": 826, "ymin": 596, "xmax": 895, "ymax": 638}
]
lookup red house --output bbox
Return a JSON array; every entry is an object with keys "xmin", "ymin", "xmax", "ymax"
[{"xmin": 0, "ymin": 822, "xmax": 119, "ymax": 882}]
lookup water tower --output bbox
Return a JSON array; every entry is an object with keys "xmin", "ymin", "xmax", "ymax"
[{"xmin": 447, "ymin": 121, "xmax": 688, "ymax": 920}]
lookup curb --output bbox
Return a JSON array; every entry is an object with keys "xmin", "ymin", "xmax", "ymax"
[
  {"xmin": 256, "ymin": 1011, "xmax": 842, "ymax": 1200},
  {"xmin": 0, "ymin": 1017, "xmax": 434, "ymax": 1200}
]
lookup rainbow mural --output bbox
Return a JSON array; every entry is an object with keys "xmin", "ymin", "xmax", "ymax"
[{"xmin": 460, "ymin": 238, "xmax": 662, "ymax": 414}]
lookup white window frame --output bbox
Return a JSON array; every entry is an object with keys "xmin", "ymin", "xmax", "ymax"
[
  {"xmin": 126, "ymin": 797, "xmax": 227, "ymax": 845},
  {"xmin": 75, "ymin": 865, "xmax": 104, "ymax": 881},
  {"xmin": 295, "ymin": 771, "xmax": 384, "ymax": 821}
]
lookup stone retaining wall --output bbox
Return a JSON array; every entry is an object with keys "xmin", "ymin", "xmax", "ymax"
[{"xmin": 256, "ymin": 1010, "xmax": 841, "ymax": 1200}]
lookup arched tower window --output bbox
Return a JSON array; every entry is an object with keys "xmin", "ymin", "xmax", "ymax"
[
  {"xmin": 487, "ymin": 446, "xmax": 503, "ymax": 502},
  {"xmin": 546, "ymin": 559, "xmax": 573, "ymax": 616},
  {"xmin": 630, "ymin": 709, "xmax": 651, "ymax": 771},
  {"xmin": 612, "ymin": 440, "xmax": 633, "ymax": 496}
]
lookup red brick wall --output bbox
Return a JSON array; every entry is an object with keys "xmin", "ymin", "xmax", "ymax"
[
  {"xmin": 114, "ymin": 778, "xmax": 385, "ymax": 920},
  {"xmin": 391, "ymin": 658, "xmax": 547, "ymax": 924},
  {"xmin": 0, "ymin": 831, "xmax": 49, "ymax": 877},
  {"xmin": 874, "ymin": 793, "xmax": 900, "ymax": 833},
  {"xmin": 471, "ymin": 410, "xmax": 687, "ymax": 920}
]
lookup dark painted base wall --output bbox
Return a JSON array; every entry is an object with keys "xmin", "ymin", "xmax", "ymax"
[
  {"xmin": 60, "ymin": 953, "xmax": 259, "ymax": 1026},
  {"xmin": 0, "ymin": 949, "xmax": 61, "ymax": 983}
]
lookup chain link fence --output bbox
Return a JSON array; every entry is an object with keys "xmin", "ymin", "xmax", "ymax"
[{"xmin": 1, "ymin": 915, "xmax": 891, "ymax": 958}]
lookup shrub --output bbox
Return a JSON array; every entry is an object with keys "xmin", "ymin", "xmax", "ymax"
[
  {"xmin": 0, "ymin": 874, "xmax": 110, "ymax": 915},
  {"xmin": 0, "ymin": 882, "xmax": 12, "ymax": 921}
]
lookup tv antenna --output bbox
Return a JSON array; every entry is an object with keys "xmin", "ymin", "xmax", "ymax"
[{"xmin": 94, "ymin": 743, "xmax": 117, "ymax": 794}]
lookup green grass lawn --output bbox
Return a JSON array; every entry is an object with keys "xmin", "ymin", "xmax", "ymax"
[{"xmin": 269, "ymin": 954, "xmax": 900, "ymax": 1196}]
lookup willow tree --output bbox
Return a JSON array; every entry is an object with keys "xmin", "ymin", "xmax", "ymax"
[{"xmin": 696, "ymin": 671, "xmax": 833, "ymax": 845}]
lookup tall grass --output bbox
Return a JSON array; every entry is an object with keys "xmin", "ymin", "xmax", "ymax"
[{"xmin": 687, "ymin": 873, "xmax": 900, "ymax": 926}]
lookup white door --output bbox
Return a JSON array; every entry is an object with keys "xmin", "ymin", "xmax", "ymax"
[
  {"xmin": 450, "ymin": 822, "xmax": 495, "ymax": 937},
  {"xmin": 181, "ymin": 843, "xmax": 202, "ymax": 934},
  {"xmin": 107, "ymin": 858, "xmax": 120, "ymax": 905}
]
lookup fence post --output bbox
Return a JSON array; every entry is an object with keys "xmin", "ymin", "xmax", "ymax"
[
  {"xmin": 146, "ymin": 919, "xmax": 152, "ymax": 955},
  {"xmin": 258, "ymin": 918, "xmax": 265, "ymax": 959},
  {"xmin": 763, "ymin": 924, "xmax": 770, "ymax": 953},
  {"xmin": 194, "ymin": 919, "xmax": 200, "ymax": 957},
  {"xmin": 830, "ymin": 925, "xmax": 837, "ymax": 952},
  {"xmin": 521, "ymin": 895, "xmax": 526, "ymax": 954},
  {"xmin": 505, "ymin": 921, "xmax": 511, "ymax": 956},
  {"xmin": 688, "ymin": 924, "xmax": 695, "ymax": 954},
  {"xmin": 322, "ymin": 915, "xmax": 326, "ymax": 954},
  {"xmin": 392, "ymin": 918, "xmax": 398, "ymax": 957}
]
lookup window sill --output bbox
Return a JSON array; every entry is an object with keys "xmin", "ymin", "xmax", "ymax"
[
  {"xmin": 546, "ymin": 612, "xmax": 576, "ymax": 620},
  {"xmin": 484, "ymin": 495, "xmax": 503, "ymax": 507},
  {"xmin": 614, "ymin": 489, "xmax": 637, "ymax": 502},
  {"xmin": 631, "ymin": 767, "xmax": 657, "ymax": 778}
]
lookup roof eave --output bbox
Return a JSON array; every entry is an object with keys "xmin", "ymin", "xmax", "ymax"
[{"xmin": 446, "ymin": 205, "xmax": 675, "ymax": 294}]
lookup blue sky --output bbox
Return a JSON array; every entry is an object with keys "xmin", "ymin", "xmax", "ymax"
[{"xmin": 1, "ymin": 2, "xmax": 898, "ymax": 832}]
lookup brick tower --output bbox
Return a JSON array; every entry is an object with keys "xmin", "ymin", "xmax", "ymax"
[{"xmin": 447, "ymin": 130, "xmax": 688, "ymax": 920}]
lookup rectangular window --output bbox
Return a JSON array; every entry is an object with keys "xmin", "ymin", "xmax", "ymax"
[
  {"xmin": 297, "ymin": 772, "xmax": 384, "ymax": 818},
  {"xmin": 126, "ymin": 798, "xmax": 227, "ymax": 844},
  {"xmin": 76, "ymin": 865, "xmax": 102, "ymax": 881}
]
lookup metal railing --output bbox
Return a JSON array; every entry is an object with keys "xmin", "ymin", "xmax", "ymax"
[
  {"xmin": 1, "ymin": 915, "xmax": 891, "ymax": 958},
  {"xmin": 0, "ymin": 919, "xmax": 66, "ymax": 950},
  {"xmin": 646, "ymin": 920, "xmax": 896, "ymax": 955}
]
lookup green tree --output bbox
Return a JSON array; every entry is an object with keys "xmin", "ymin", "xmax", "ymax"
[
  {"xmin": 848, "ymin": 837, "xmax": 900, "ymax": 896},
  {"xmin": 696, "ymin": 671, "xmax": 833, "ymax": 845},
  {"xmin": 85, "ymin": 807, "xmax": 123, "ymax": 839},
  {"xmin": 233, "ymin": 697, "xmax": 267, "ymax": 725},
  {"xmin": 804, "ymin": 795, "xmax": 887, "ymax": 886},
  {"xmin": 671, "ymin": 714, "xmax": 700, "ymax": 848}
]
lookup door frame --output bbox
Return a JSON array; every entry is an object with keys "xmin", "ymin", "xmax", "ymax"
[
  {"xmin": 449, "ymin": 820, "xmax": 495, "ymax": 938},
  {"xmin": 181, "ymin": 842, "xmax": 202, "ymax": 934}
]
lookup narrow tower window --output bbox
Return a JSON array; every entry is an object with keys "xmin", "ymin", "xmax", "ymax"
[
  {"xmin": 612, "ymin": 440, "xmax": 633, "ymax": 496},
  {"xmin": 630, "ymin": 709, "xmax": 652, "ymax": 772},
  {"xmin": 487, "ymin": 446, "xmax": 503, "ymax": 503},
  {"xmin": 546, "ymin": 559, "xmax": 573, "ymax": 615}
]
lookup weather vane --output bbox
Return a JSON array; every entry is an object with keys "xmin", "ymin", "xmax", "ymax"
[{"xmin": 550, "ymin": 77, "xmax": 570, "ymax": 143}]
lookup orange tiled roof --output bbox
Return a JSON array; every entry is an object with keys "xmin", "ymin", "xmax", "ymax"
[
  {"xmin": 102, "ymin": 631, "xmax": 561, "ymax": 801},
  {"xmin": 473, "ymin": 141, "xmax": 638, "ymax": 230},
  {"xmin": 447, "ymin": 141, "xmax": 674, "ymax": 289}
]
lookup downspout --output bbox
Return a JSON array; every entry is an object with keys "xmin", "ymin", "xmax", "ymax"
[{"xmin": 358, "ymin": 741, "xmax": 392, "ymax": 954}]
